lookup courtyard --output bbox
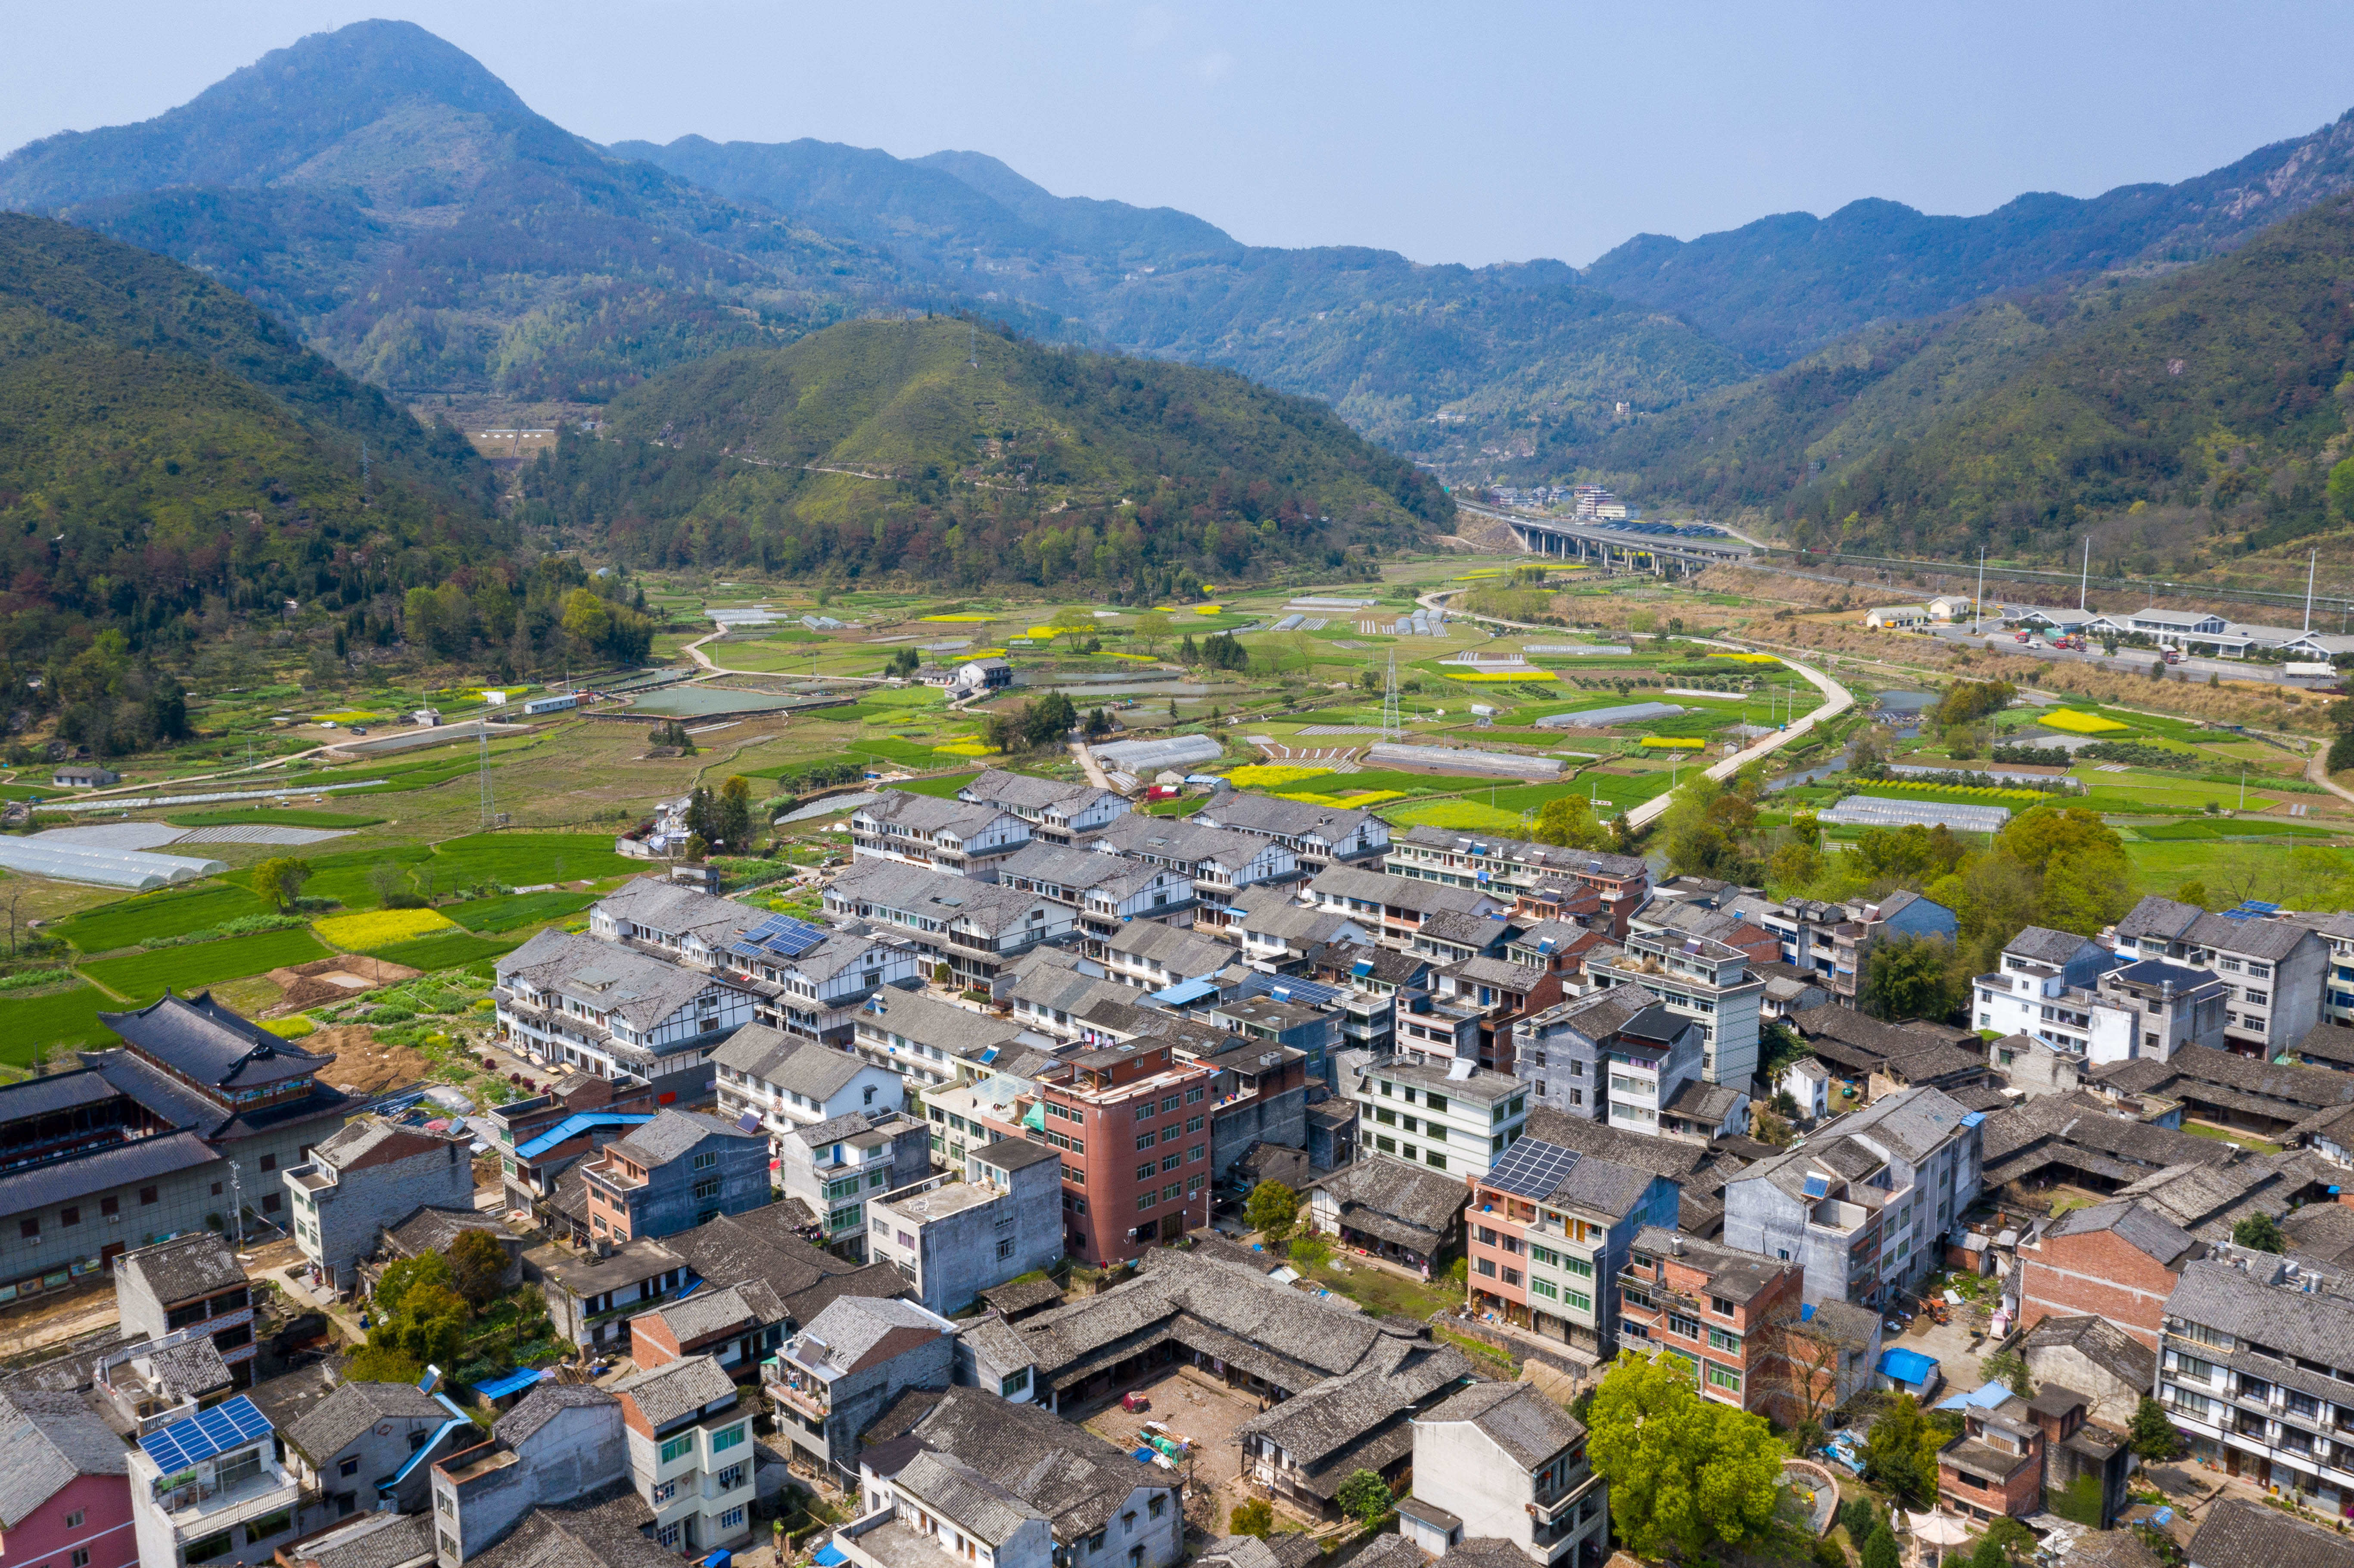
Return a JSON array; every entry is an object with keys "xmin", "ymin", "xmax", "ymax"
[{"xmin": 1080, "ymin": 1364, "xmax": 1267, "ymax": 1534}]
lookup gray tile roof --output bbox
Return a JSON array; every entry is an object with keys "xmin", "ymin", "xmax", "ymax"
[
  {"xmin": 2165, "ymin": 1257, "xmax": 2354, "ymax": 1375},
  {"xmin": 1520, "ymin": 1106, "xmax": 1711, "ymax": 1182},
  {"xmin": 996, "ymin": 840, "xmax": 1160, "ymax": 895},
  {"xmin": 1086, "ymin": 813, "xmax": 1278, "ymax": 872},
  {"xmin": 1199, "ymin": 793, "xmax": 1379, "ymax": 844},
  {"xmin": 1196, "ymin": 1535, "xmax": 1325, "ymax": 1568},
  {"xmin": 297, "ymin": 1510, "xmax": 438, "ymax": 1568},
  {"xmin": 145, "ymin": 1337, "xmax": 232, "ymax": 1399},
  {"xmin": 2186, "ymin": 1497, "xmax": 2354, "ymax": 1568},
  {"xmin": 498, "ymin": 929, "xmax": 748, "ymax": 1030},
  {"xmin": 98, "ymin": 991, "xmax": 330, "ymax": 1091},
  {"xmin": 642, "ymin": 1280, "xmax": 788, "ymax": 1346},
  {"xmin": 386, "ymin": 1206, "xmax": 517, "ymax": 1256},
  {"xmin": 902, "ymin": 1386, "xmax": 1168, "ymax": 1540},
  {"xmin": 0, "ymin": 1130, "xmax": 220, "ymax": 1220},
  {"xmin": 1108, "ymin": 921, "xmax": 1235, "ymax": 976},
  {"xmin": 2294, "ymin": 1022, "xmax": 2354, "ymax": 1068},
  {"xmin": 0, "ymin": 1390, "xmax": 129, "ymax": 1527},
  {"xmin": 612, "ymin": 1353, "xmax": 737, "ymax": 1429},
  {"xmin": 795, "ymin": 1295, "xmax": 947, "ymax": 1373},
  {"xmin": 1547, "ymin": 1154, "xmax": 1659, "ymax": 1220},
  {"xmin": 1824, "ymin": 1084, "xmax": 1976, "ymax": 1164},
  {"xmin": 829, "ymin": 857, "xmax": 1059, "ymax": 935},
  {"xmin": 2004, "ymin": 926, "xmax": 2102, "ymax": 964},
  {"xmin": 2021, "ymin": 1313, "xmax": 2158, "ymax": 1394},
  {"xmin": 1630, "ymin": 1228, "xmax": 1787, "ymax": 1304},
  {"xmin": 893, "ymin": 1450, "xmax": 1047, "ymax": 1544},
  {"xmin": 959, "ymin": 770, "xmax": 1104, "ymax": 815},
  {"xmin": 2099, "ymin": 1044, "xmax": 2354, "ymax": 1117},
  {"xmin": 856, "ymin": 792, "xmax": 1022, "ymax": 840},
  {"xmin": 494, "ymin": 1383, "xmax": 617, "ymax": 1447},
  {"xmin": 118, "ymin": 1231, "xmax": 245, "ymax": 1307},
  {"xmin": 1309, "ymin": 1159, "xmax": 1469, "ymax": 1241},
  {"xmin": 713, "ymin": 1025, "xmax": 873, "ymax": 1101},
  {"xmin": 594, "ymin": 878, "xmax": 766, "ymax": 943},
  {"xmin": 2048, "ymin": 1198, "xmax": 2198, "ymax": 1266},
  {"xmin": 611, "ymin": 1108, "xmax": 759, "ymax": 1167},
  {"xmin": 2184, "ymin": 913, "xmax": 2323, "ymax": 963},
  {"xmin": 1234, "ymin": 1334, "xmax": 1473, "ymax": 1473},
  {"xmin": 1415, "ymin": 1379, "xmax": 1584, "ymax": 1470},
  {"xmin": 2117, "ymin": 895, "xmax": 2206, "ymax": 943},
  {"xmin": 285, "ymin": 1381, "xmax": 451, "ymax": 1465},
  {"xmin": 858, "ymin": 989, "xmax": 1021, "ymax": 1059},
  {"xmin": 1311, "ymin": 865, "xmax": 1495, "ymax": 917}
]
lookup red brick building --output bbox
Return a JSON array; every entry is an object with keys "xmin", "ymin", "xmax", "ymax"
[
  {"xmin": 2013, "ymin": 1198, "xmax": 2197, "ymax": 1349},
  {"xmin": 1940, "ymin": 1395, "xmax": 2047, "ymax": 1521},
  {"xmin": 1618, "ymin": 1227, "xmax": 1809, "ymax": 1422},
  {"xmin": 1038, "ymin": 1039, "xmax": 1217, "ymax": 1266}
]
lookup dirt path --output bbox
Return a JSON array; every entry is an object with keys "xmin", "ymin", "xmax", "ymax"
[
  {"xmin": 1070, "ymin": 741, "xmax": 1112, "ymax": 790},
  {"xmin": 0, "ymin": 1287, "xmax": 119, "ymax": 1360},
  {"xmin": 2304, "ymin": 742, "xmax": 2354, "ymax": 807}
]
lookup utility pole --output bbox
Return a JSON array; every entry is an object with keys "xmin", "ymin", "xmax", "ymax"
[
  {"xmin": 228, "ymin": 1160, "xmax": 246, "ymax": 1252},
  {"xmin": 2080, "ymin": 538, "xmax": 2089, "ymax": 613},
  {"xmin": 2306, "ymin": 549, "xmax": 2318, "ymax": 632},
  {"xmin": 1381, "ymin": 651, "xmax": 1401, "ymax": 741},
  {"xmin": 478, "ymin": 724, "xmax": 494, "ymax": 829},
  {"xmin": 1974, "ymin": 548, "xmax": 1986, "ymax": 636}
]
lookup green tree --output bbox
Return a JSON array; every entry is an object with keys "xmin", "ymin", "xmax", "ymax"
[
  {"xmin": 1531, "ymin": 793, "xmax": 1602, "ymax": 849},
  {"xmin": 1861, "ymin": 1392, "xmax": 1942, "ymax": 1508},
  {"xmin": 1837, "ymin": 1496, "xmax": 1880, "ymax": 1546},
  {"xmin": 251, "ymin": 856, "xmax": 314, "ymax": 913},
  {"xmin": 1227, "ymin": 1499, "xmax": 1273, "ymax": 1538},
  {"xmin": 1983, "ymin": 1347, "xmax": 2032, "ymax": 1397},
  {"xmin": 2174, "ymin": 880, "xmax": 2209, "ymax": 909},
  {"xmin": 2233, "ymin": 1213, "xmax": 2286, "ymax": 1252},
  {"xmin": 1585, "ymin": 1351, "xmax": 1783, "ymax": 1559},
  {"xmin": 377, "ymin": 1281, "xmax": 470, "ymax": 1369},
  {"xmin": 1857, "ymin": 933, "xmax": 1956, "ymax": 1022},
  {"xmin": 367, "ymin": 861, "xmax": 409, "ymax": 908},
  {"xmin": 1050, "ymin": 605, "xmax": 1096, "ymax": 648},
  {"xmin": 1862, "ymin": 1523, "xmax": 1901, "ymax": 1568},
  {"xmin": 1245, "ymin": 1180, "xmax": 1299, "ymax": 1241},
  {"xmin": 343, "ymin": 1344, "xmax": 424, "ymax": 1384},
  {"xmin": 713, "ymin": 775, "xmax": 754, "ymax": 852},
  {"xmin": 448, "ymin": 1228, "xmax": 509, "ymax": 1308},
  {"xmin": 1335, "ymin": 1469, "xmax": 1392, "ymax": 1525},
  {"xmin": 1135, "ymin": 611, "xmax": 1172, "ymax": 656},
  {"xmin": 2330, "ymin": 456, "xmax": 2354, "ymax": 520},
  {"xmin": 2128, "ymin": 1395, "xmax": 2186, "ymax": 1460}
]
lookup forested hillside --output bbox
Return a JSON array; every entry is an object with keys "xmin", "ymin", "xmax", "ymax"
[
  {"xmin": 1584, "ymin": 111, "xmax": 2354, "ymax": 364},
  {"xmin": 520, "ymin": 316, "xmax": 1448, "ymax": 594},
  {"xmin": 0, "ymin": 21, "xmax": 912, "ymax": 400}
]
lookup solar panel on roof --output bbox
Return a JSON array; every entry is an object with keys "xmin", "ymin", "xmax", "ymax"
[
  {"xmin": 140, "ymin": 1394, "xmax": 271, "ymax": 1475},
  {"xmin": 738, "ymin": 913, "xmax": 830, "ymax": 958},
  {"xmin": 1801, "ymin": 1175, "xmax": 1830, "ymax": 1199},
  {"xmin": 1483, "ymin": 1137, "xmax": 1582, "ymax": 1201}
]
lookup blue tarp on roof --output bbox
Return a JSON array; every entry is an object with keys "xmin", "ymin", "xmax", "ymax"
[
  {"xmin": 1150, "ymin": 977, "xmax": 1221, "ymax": 1007},
  {"xmin": 813, "ymin": 1546, "xmax": 847, "ymax": 1567},
  {"xmin": 1878, "ymin": 1348, "xmax": 1939, "ymax": 1388},
  {"xmin": 1936, "ymin": 1381, "xmax": 2016, "ymax": 1412},
  {"xmin": 471, "ymin": 1367, "xmax": 552, "ymax": 1400},
  {"xmin": 1799, "ymin": 1302, "xmax": 1815, "ymax": 1322},
  {"xmin": 514, "ymin": 1112, "xmax": 654, "ymax": 1161}
]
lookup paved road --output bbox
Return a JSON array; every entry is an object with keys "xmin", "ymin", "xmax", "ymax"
[
  {"xmin": 1069, "ymin": 741, "xmax": 1112, "ymax": 790},
  {"xmin": 682, "ymin": 628, "xmax": 894, "ymax": 685},
  {"xmin": 1412, "ymin": 586, "xmax": 1857, "ymax": 829}
]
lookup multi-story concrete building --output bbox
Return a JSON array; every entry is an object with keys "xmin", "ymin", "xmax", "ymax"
[
  {"xmin": 1084, "ymin": 813, "xmax": 1302, "ymax": 928},
  {"xmin": 825, "ymin": 859, "xmax": 1081, "ymax": 989},
  {"xmin": 1726, "ymin": 890, "xmax": 1958, "ymax": 1008},
  {"xmin": 425, "ymin": 1384, "xmax": 629, "ymax": 1565},
  {"xmin": 1236, "ymin": 898, "xmax": 1373, "ymax": 971},
  {"xmin": 526, "ymin": 1237, "xmax": 691, "ymax": 1354},
  {"xmin": 851, "ymin": 792, "xmax": 1034, "ymax": 879},
  {"xmin": 1720, "ymin": 1086, "xmax": 1981, "ymax": 1307},
  {"xmin": 283, "ymin": 1118, "xmax": 473, "ymax": 1296},
  {"xmin": 126, "ymin": 1394, "xmax": 300, "ymax": 1568},
  {"xmin": 866, "ymin": 1140, "xmax": 1063, "ymax": 1316},
  {"xmin": 1616, "ymin": 1229, "xmax": 1806, "ymax": 1421},
  {"xmin": 280, "ymin": 1380, "xmax": 468, "ymax": 1526},
  {"xmin": 1385, "ymin": 829, "xmax": 1649, "ymax": 940},
  {"xmin": 1211, "ymin": 992, "xmax": 1341, "ymax": 1084},
  {"xmin": 628, "ymin": 1281, "xmax": 789, "ymax": 1382},
  {"xmin": 1103, "ymin": 921, "xmax": 1238, "ymax": 996},
  {"xmin": 2156, "ymin": 1248, "xmax": 2354, "ymax": 1505},
  {"xmin": 994, "ymin": 841, "xmax": 1198, "ymax": 950},
  {"xmin": 0, "ymin": 994, "xmax": 357, "ymax": 1301},
  {"xmin": 115, "ymin": 1232, "xmax": 257, "ymax": 1386},
  {"xmin": 1037, "ymin": 1038, "xmax": 1219, "ymax": 1263},
  {"xmin": 1512, "ymin": 990, "xmax": 1745, "ymax": 1140},
  {"xmin": 1588, "ymin": 924, "xmax": 1765, "ymax": 1089},
  {"xmin": 2114, "ymin": 895, "xmax": 2333, "ymax": 1059},
  {"xmin": 1974, "ymin": 924, "xmax": 2222, "ymax": 1065},
  {"xmin": 1464, "ymin": 1137, "xmax": 1678, "ymax": 1360},
  {"xmin": 728, "ymin": 926, "xmax": 925, "ymax": 1045},
  {"xmin": 957, "ymin": 768, "xmax": 1130, "ymax": 844},
  {"xmin": 493, "ymin": 930, "xmax": 756, "ymax": 1098},
  {"xmin": 847, "ymin": 987, "xmax": 1023, "ymax": 1092},
  {"xmin": 766, "ymin": 1295, "xmax": 959, "ymax": 1485},
  {"xmin": 1351, "ymin": 1056, "xmax": 1529, "ymax": 1182},
  {"xmin": 856, "ymin": 1388, "xmax": 1182, "ymax": 1568},
  {"xmin": 1193, "ymin": 792, "xmax": 1390, "ymax": 873},
  {"xmin": 778, "ymin": 1111, "xmax": 934, "ymax": 1261},
  {"xmin": 1308, "ymin": 865, "xmax": 1508, "ymax": 949},
  {"xmin": 479, "ymin": 1070, "xmax": 658, "ymax": 1238},
  {"xmin": 589, "ymin": 877, "xmax": 764, "ymax": 968},
  {"xmin": 1401, "ymin": 1381, "xmax": 1607, "ymax": 1568},
  {"xmin": 713, "ymin": 1024, "xmax": 905, "ymax": 1151},
  {"xmin": 0, "ymin": 1390, "xmax": 136, "ymax": 1568},
  {"xmin": 582, "ymin": 1110, "xmax": 771, "ymax": 1244},
  {"xmin": 613, "ymin": 1355, "xmax": 757, "ymax": 1555}
]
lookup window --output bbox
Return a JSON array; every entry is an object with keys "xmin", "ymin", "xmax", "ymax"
[
  {"xmin": 997, "ymin": 1237, "xmax": 1016, "ymax": 1260},
  {"xmin": 1163, "ymin": 1183, "xmax": 1182, "ymax": 1201},
  {"xmin": 1186, "ymin": 1115, "xmax": 1205, "ymax": 1133},
  {"xmin": 186, "ymin": 1533, "xmax": 237, "ymax": 1564},
  {"xmin": 1669, "ymin": 1313, "xmax": 1701, "ymax": 1339},
  {"xmin": 1136, "ymin": 1134, "xmax": 1155, "ymax": 1151},
  {"xmin": 1137, "ymin": 1163, "xmax": 1155, "ymax": 1182},
  {"xmin": 1563, "ymin": 1288, "xmax": 1592, "ymax": 1313},
  {"xmin": 1088, "ymin": 1534, "xmax": 1107, "ymax": 1554},
  {"xmin": 1188, "ymin": 1144, "xmax": 1205, "ymax": 1162},
  {"xmin": 660, "ymin": 1435, "xmax": 694, "ymax": 1463},
  {"xmin": 693, "ymin": 1179, "xmax": 720, "ymax": 1200},
  {"xmin": 262, "ymin": 1194, "xmax": 282, "ymax": 1214},
  {"xmin": 1138, "ymin": 1194, "xmax": 1155, "ymax": 1213},
  {"xmin": 340, "ymin": 1455, "xmax": 361, "ymax": 1477},
  {"xmin": 1149, "ymin": 1495, "xmax": 1167, "ymax": 1519},
  {"xmin": 1476, "ymin": 1257, "xmax": 1497, "ymax": 1277},
  {"xmin": 60, "ymin": 1206, "xmax": 78, "ymax": 1226},
  {"xmin": 651, "ymin": 1480, "xmax": 677, "ymax": 1505},
  {"xmin": 99, "ymin": 1196, "xmax": 118, "ymax": 1218},
  {"xmin": 1425, "ymin": 1151, "xmax": 1446, "ymax": 1170},
  {"xmin": 258, "ymin": 1154, "xmax": 276, "ymax": 1172},
  {"xmin": 722, "ymin": 1507, "xmax": 745, "ymax": 1530},
  {"xmin": 1708, "ymin": 1328, "xmax": 1741, "ymax": 1353},
  {"xmin": 1562, "ymin": 1255, "xmax": 1593, "ymax": 1279},
  {"xmin": 1706, "ymin": 1364, "xmax": 1743, "ymax": 1394},
  {"xmin": 658, "ymin": 1524, "xmax": 683, "ymax": 1549},
  {"xmin": 719, "ymin": 1463, "xmax": 747, "ymax": 1491},
  {"xmin": 71, "ymin": 1550, "xmax": 88, "ymax": 1568},
  {"xmin": 1136, "ymin": 1103, "xmax": 1155, "ymax": 1122},
  {"xmin": 1531, "ymin": 1278, "xmax": 1558, "ymax": 1300},
  {"xmin": 65, "ymin": 1511, "xmax": 84, "ymax": 1529},
  {"xmin": 1710, "ymin": 1295, "xmax": 1734, "ymax": 1316},
  {"xmin": 1501, "ymin": 1267, "xmax": 1522, "ymax": 1287},
  {"xmin": 694, "ymin": 1151, "xmax": 717, "ymax": 1170},
  {"xmin": 1529, "ymin": 1244, "xmax": 1560, "ymax": 1267},
  {"xmin": 1002, "ymin": 1368, "xmax": 1032, "ymax": 1397},
  {"xmin": 712, "ymin": 1425, "xmax": 745, "ymax": 1452}
]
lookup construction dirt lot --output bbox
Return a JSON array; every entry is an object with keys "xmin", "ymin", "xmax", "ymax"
[{"xmin": 1081, "ymin": 1366, "xmax": 1266, "ymax": 1533}]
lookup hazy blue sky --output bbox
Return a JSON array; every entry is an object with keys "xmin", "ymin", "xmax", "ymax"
[{"xmin": 8, "ymin": 2, "xmax": 2354, "ymax": 268}]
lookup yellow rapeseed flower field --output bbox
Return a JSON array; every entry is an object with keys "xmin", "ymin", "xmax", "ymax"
[{"xmin": 314, "ymin": 908, "xmax": 458, "ymax": 951}]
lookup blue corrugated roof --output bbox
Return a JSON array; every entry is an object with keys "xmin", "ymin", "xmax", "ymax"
[
  {"xmin": 1878, "ymin": 1347, "xmax": 1939, "ymax": 1387},
  {"xmin": 1936, "ymin": 1381, "xmax": 2017, "ymax": 1412},
  {"xmin": 1150, "ymin": 977, "xmax": 1221, "ymax": 1006},
  {"xmin": 514, "ymin": 1111, "xmax": 654, "ymax": 1161},
  {"xmin": 471, "ymin": 1367, "xmax": 551, "ymax": 1400}
]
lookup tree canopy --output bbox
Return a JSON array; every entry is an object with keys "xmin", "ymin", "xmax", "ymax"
[{"xmin": 1585, "ymin": 1351, "xmax": 1784, "ymax": 1559}]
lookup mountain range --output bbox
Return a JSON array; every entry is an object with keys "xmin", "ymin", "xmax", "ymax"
[{"xmin": 9, "ymin": 20, "xmax": 2354, "ymax": 573}]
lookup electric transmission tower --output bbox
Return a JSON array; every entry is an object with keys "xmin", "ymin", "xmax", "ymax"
[
  {"xmin": 478, "ymin": 724, "xmax": 495, "ymax": 828},
  {"xmin": 1381, "ymin": 650, "xmax": 1402, "ymax": 740}
]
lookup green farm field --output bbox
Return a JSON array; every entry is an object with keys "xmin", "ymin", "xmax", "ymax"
[
  {"xmin": 446, "ymin": 890, "xmax": 598, "ymax": 932},
  {"xmin": 0, "ymin": 983, "xmax": 118, "ymax": 1062},
  {"xmin": 81, "ymin": 928, "xmax": 330, "ymax": 1004},
  {"xmin": 371, "ymin": 930, "xmax": 524, "ymax": 971}
]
